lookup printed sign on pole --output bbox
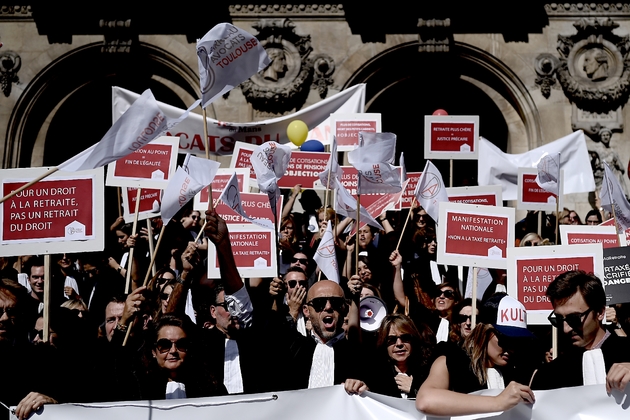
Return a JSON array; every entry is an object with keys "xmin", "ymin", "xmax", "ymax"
[
  {"xmin": 214, "ymin": 192, "xmax": 283, "ymax": 227},
  {"xmin": 278, "ymin": 151, "xmax": 330, "ymax": 189},
  {"xmin": 401, "ymin": 172, "xmax": 422, "ymax": 209},
  {"xmin": 517, "ymin": 167, "xmax": 564, "ymax": 211},
  {"xmin": 193, "ymin": 168, "xmax": 250, "ymax": 211},
  {"xmin": 424, "ymin": 115, "xmax": 479, "ymax": 160},
  {"xmin": 507, "ymin": 244, "xmax": 604, "ymax": 324},
  {"xmin": 121, "ymin": 187, "xmax": 161, "ymax": 223},
  {"xmin": 560, "ymin": 225, "xmax": 625, "ymax": 249},
  {"xmin": 437, "ymin": 202, "xmax": 514, "ymax": 269},
  {"xmin": 0, "ymin": 167, "xmax": 105, "ymax": 256},
  {"xmin": 105, "ymin": 136, "xmax": 179, "ymax": 189},
  {"xmin": 207, "ymin": 225, "xmax": 277, "ymax": 278},
  {"xmin": 331, "ymin": 113, "xmax": 381, "ymax": 151},
  {"xmin": 332, "ymin": 166, "xmax": 403, "ymax": 210},
  {"xmin": 447, "ymin": 185, "xmax": 503, "ymax": 207},
  {"xmin": 603, "ymin": 246, "xmax": 630, "ymax": 305}
]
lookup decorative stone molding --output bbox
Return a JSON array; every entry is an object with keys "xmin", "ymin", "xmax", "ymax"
[
  {"xmin": 545, "ymin": 3, "xmax": 630, "ymax": 16},
  {"xmin": 230, "ymin": 4, "xmax": 344, "ymax": 18},
  {"xmin": 417, "ymin": 18, "xmax": 452, "ymax": 53},
  {"xmin": 99, "ymin": 19, "xmax": 136, "ymax": 53},
  {"xmin": 0, "ymin": 50, "xmax": 21, "ymax": 97},
  {"xmin": 240, "ymin": 18, "xmax": 335, "ymax": 114},
  {"xmin": 0, "ymin": 5, "xmax": 32, "ymax": 20}
]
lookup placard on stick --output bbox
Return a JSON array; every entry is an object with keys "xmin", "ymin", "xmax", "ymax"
[
  {"xmin": 507, "ymin": 244, "xmax": 604, "ymax": 324},
  {"xmin": 193, "ymin": 168, "xmax": 250, "ymax": 211},
  {"xmin": 330, "ymin": 113, "xmax": 381, "ymax": 151},
  {"xmin": 517, "ymin": 167, "xmax": 564, "ymax": 211},
  {"xmin": 560, "ymin": 224, "xmax": 625, "ymax": 249},
  {"xmin": 121, "ymin": 187, "xmax": 161, "ymax": 224},
  {"xmin": 447, "ymin": 185, "xmax": 503, "ymax": 207},
  {"xmin": 437, "ymin": 202, "xmax": 514, "ymax": 269},
  {"xmin": 424, "ymin": 115, "xmax": 479, "ymax": 160},
  {"xmin": 603, "ymin": 246, "xmax": 630, "ymax": 305},
  {"xmin": 0, "ymin": 167, "xmax": 105, "ymax": 256}
]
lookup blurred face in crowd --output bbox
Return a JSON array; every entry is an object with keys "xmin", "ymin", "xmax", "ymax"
[
  {"xmin": 386, "ymin": 325, "xmax": 412, "ymax": 367},
  {"xmin": 0, "ymin": 290, "xmax": 18, "ymax": 344},
  {"xmin": 416, "ymin": 209, "xmax": 428, "ymax": 229},
  {"xmin": 280, "ymin": 221, "xmax": 295, "ymax": 242},
  {"xmin": 425, "ymin": 236, "xmax": 437, "ymax": 254},
  {"xmin": 552, "ymin": 291, "xmax": 604, "ymax": 350},
  {"xmin": 360, "ymin": 286, "xmax": 375, "ymax": 300},
  {"xmin": 457, "ymin": 305, "xmax": 477, "ymax": 338},
  {"xmin": 190, "ymin": 211, "xmax": 201, "ymax": 228},
  {"xmin": 83, "ymin": 262, "xmax": 98, "ymax": 279},
  {"xmin": 152, "ymin": 325, "xmax": 188, "ymax": 373},
  {"xmin": 434, "ymin": 286, "xmax": 456, "ymax": 314},
  {"xmin": 161, "ymin": 284, "xmax": 173, "ymax": 314},
  {"xmin": 305, "ymin": 280, "xmax": 347, "ymax": 343},
  {"xmin": 586, "ymin": 214, "xmax": 600, "ymax": 225},
  {"xmin": 28, "ymin": 265, "xmax": 45, "ymax": 297},
  {"xmin": 57, "ymin": 253, "xmax": 73, "ymax": 270},
  {"xmin": 358, "ymin": 260, "xmax": 372, "ymax": 282},
  {"xmin": 284, "ymin": 271, "xmax": 308, "ymax": 300},
  {"xmin": 290, "ymin": 253, "xmax": 309, "ymax": 272},
  {"xmin": 116, "ymin": 230, "xmax": 130, "ymax": 249},
  {"xmin": 211, "ymin": 291, "xmax": 240, "ymax": 338},
  {"xmin": 358, "ymin": 226, "xmax": 373, "ymax": 249},
  {"xmin": 487, "ymin": 333, "xmax": 510, "ymax": 367},
  {"xmin": 104, "ymin": 301, "xmax": 124, "ymax": 342},
  {"xmin": 569, "ymin": 211, "xmax": 580, "ymax": 225}
]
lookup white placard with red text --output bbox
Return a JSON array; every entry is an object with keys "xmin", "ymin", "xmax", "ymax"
[
  {"xmin": 507, "ymin": 244, "xmax": 604, "ymax": 324},
  {"xmin": 401, "ymin": 172, "xmax": 421, "ymax": 209},
  {"xmin": 424, "ymin": 115, "xmax": 479, "ymax": 160},
  {"xmin": 230, "ymin": 142, "xmax": 258, "ymax": 189},
  {"xmin": 207, "ymin": 225, "xmax": 277, "ymax": 278},
  {"xmin": 214, "ymin": 192, "xmax": 283, "ymax": 228},
  {"xmin": 193, "ymin": 168, "xmax": 250, "ymax": 211},
  {"xmin": 559, "ymin": 224, "xmax": 626, "ymax": 248},
  {"xmin": 437, "ymin": 202, "xmax": 514, "ymax": 269},
  {"xmin": 329, "ymin": 166, "xmax": 403, "ymax": 210},
  {"xmin": 121, "ymin": 187, "xmax": 162, "ymax": 223},
  {"xmin": 600, "ymin": 218, "xmax": 630, "ymax": 243},
  {"xmin": 447, "ymin": 185, "xmax": 503, "ymax": 207},
  {"xmin": 0, "ymin": 167, "xmax": 105, "ymax": 256},
  {"xmin": 279, "ymin": 151, "xmax": 330, "ymax": 189},
  {"xmin": 517, "ymin": 167, "xmax": 564, "ymax": 211},
  {"xmin": 330, "ymin": 113, "xmax": 381, "ymax": 151},
  {"xmin": 106, "ymin": 136, "xmax": 179, "ymax": 189}
]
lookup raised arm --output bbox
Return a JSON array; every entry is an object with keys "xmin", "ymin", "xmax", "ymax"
[{"xmin": 205, "ymin": 210, "xmax": 243, "ymax": 294}]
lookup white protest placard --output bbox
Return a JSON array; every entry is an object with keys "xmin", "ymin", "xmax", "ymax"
[
  {"xmin": 230, "ymin": 141, "xmax": 260, "ymax": 189},
  {"xmin": 447, "ymin": 185, "xmax": 503, "ymax": 207},
  {"xmin": 331, "ymin": 113, "xmax": 381, "ymax": 151},
  {"xmin": 279, "ymin": 151, "xmax": 330, "ymax": 189},
  {"xmin": 401, "ymin": 172, "xmax": 421, "ymax": 209},
  {"xmin": 507, "ymin": 244, "xmax": 604, "ymax": 324},
  {"xmin": 437, "ymin": 202, "xmax": 514, "ymax": 269},
  {"xmin": 207, "ymin": 225, "xmax": 277, "ymax": 278},
  {"xmin": 424, "ymin": 115, "xmax": 479, "ymax": 160},
  {"xmin": 517, "ymin": 167, "xmax": 564, "ymax": 211},
  {"xmin": 121, "ymin": 187, "xmax": 161, "ymax": 224},
  {"xmin": 105, "ymin": 136, "xmax": 179, "ymax": 189},
  {"xmin": 0, "ymin": 167, "xmax": 105, "ymax": 255},
  {"xmin": 193, "ymin": 168, "xmax": 250, "ymax": 211},
  {"xmin": 560, "ymin": 224, "xmax": 626, "ymax": 248}
]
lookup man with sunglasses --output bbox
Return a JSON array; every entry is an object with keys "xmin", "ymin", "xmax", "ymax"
[
  {"xmin": 531, "ymin": 271, "xmax": 630, "ymax": 392},
  {"xmin": 269, "ymin": 266, "xmax": 309, "ymax": 335}
]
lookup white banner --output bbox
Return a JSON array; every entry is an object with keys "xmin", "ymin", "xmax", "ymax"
[
  {"xmin": 112, "ymin": 84, "xmax": 365, "ymax": 155},
  {"xmin": 15, "ymin": 383, "xmax": 630, "ymax": 420}
]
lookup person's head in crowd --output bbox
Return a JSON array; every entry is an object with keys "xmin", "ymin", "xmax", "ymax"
[
  {"xmin": 148, "ymin": 267, "xmax": 177, "ymax": 292},
  {"xmin": 284, "ymin": 266, "xmax": 308, "ymax": 298},
  {"xmin": 103, "ymin": 296, "xmax": 125, "ymax": 342},
  {"xmin": 304, "ymin": 280, "xmax": 348, "ymax": 343},
  {"xmin": 357, "ymin": 255, "xmax": 372, "ymax": 283},
  {"xmin": 584, "ymin": 209, "xmax": 602, "ymax": 226},
  {"xmin": 60, "ymin": 299, "xmax": 88, "ymax": 318},
  {"xmin": 116, "ymin": 223, "xmax": 133, "ymax": 250},
  {"xmin": 434, "ymin": 282, "xmax": 461, "ymax": 319},
  {"xmin": 412, "ymin": 226, "xmax": 437, "ymax": 258},
  {"xmin": 289, "ymin": 252, "xmax": 310, "ymax": 274},
  {"xmin": 450, "ymin": 298, "xmax": 480, "ymax": 343},
  {"xmin": 546, "ymin": 270, "xmax": 606, "ymax": 349},
  {"xmin": 361, "ymin": 283, "xmax": 382, "ymax": 300},
  {"xmin": 568, "ymin": 209, "xmax": 582, "ymax": 225},
  {"xmin": 358, "ymin": 225, "xmax": 377, "ymax": 250},
  {"xmin": 55, "ymin": 253, "xmax": 75, "ymax": 273},
  {"xmin": 189, "ymin": 210, "xmax": 202, "ymax": 229},
  {"xmin": 159, "ymin": 278, "xmax": 177, "ymax": 316},
  {"xmin": 376, "ymin": 314, "xmax": 435, "ymax": 375},
  {"xmin": 423, "ymin": 229, "xmax": 437, "ymax": 255},
  {"xmin": 520, "ymin": 232, "xmax": 542, "ymax": 247},
  {"xmin": 30, "ymin": 316, "xmax": 58, "ymax": 346},
  {"xmin": 317, "ymin": 207, "xmax": 336, "ymax": 236},
  {"xmin": 558, "ymin": 208, "xmax": 571, "ymax": 225},
  {"xmin": 0, "ymin": 279, "xmax": 30, "ymax": 346},
  {"xmin": 23, "ymin": 256, "xmax": 45, "ymax": 300},
  {"xmin": 412, "ymin": 205, "xmax": 435, "ymax": 230},
  {"xmin": 299, "ymin": 189, "xmax": 322, "ymax": 213},
  {"xmin": 280, "ymin": 214, "xmax": 298, "ymax": 248},
  {"xmin": 210, "ymin": 283, "xmax": 243, "ymax": 338},
  {"xmin": 158, "ymin": 220, "xmax": 194, "ymax": 271},
  {"xmin": 148, "ymin": 313, "xmax": 196, "ymax": 380}
]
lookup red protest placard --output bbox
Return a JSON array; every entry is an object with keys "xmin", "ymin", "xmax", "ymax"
[
  {"xmin": 207, "ymin": 226, "xmax": 277, "ymax": 278},
  {"xmin": 447, "ymin": 186, "xmax": 502, "ymax": 207},
  {"xmin": 214, "ymin": 192, "xmax": 282, "ymax": 226},
  {"xmin": 340, "ymin": 166, "xmax": 402, "ymax": 210},
  {"xmin": 560, "ymin": 225, "xmax": 624, "ymax": 248},
  {"xmin": 278, "ymin": 151, "xmax": 330, "ymax": 189},
  {"xmin": 517, "ymin": 168, "xmax": 563, "ymax": 211},
  {"xmin": 401, "ymin": 172, "xmax": 421, "ymax": 209},
  {"xmin": 122, "ymin": 187, "xmax": 161, "ymax": 223},
  {"xmin": 194, "ymin": 169, "xmax": 249, "ymax": 211},
  {"xmin": 424, "ymin": 116, "xmax": 479, "ymax": 160},
  {"xmin": 332, "ymin": 114, "xmax": 381, "ymax": 150}
]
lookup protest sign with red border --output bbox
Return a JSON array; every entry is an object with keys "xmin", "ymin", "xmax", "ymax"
[
  {"xmin": 560, "ymin": 224, "xmax": 625, "ymax": 248},
  {"xmin": 600, "ymin": 218, "xmax": 630, "ymax": 243},
  {"xmin": 121, "ymin": 187, "xmax": 161, "ymax": 223},
  {"xmin": 336, "ymin": 166, "xmax": 403, "ymax": 210},
  {"xmin": 331, "ymin": 113, "xmax": 381, "ymax": 151},
  {"xmin": 0, "ymin": 167, "xmax": 105, "ymax": 255},
  {"xmin": 106, "ymin": 136, "xmax": 179, "ymax": 189},
  {"xmin": 194, "ymin": 168, "xmax": 250, "ymax": 211},
  {"xmin": 278, "ymin": 151, "xmax": 330, "ymax": 189},
  {"xmin": 401, "ymin": 172, "xmax": 421, "ymax": 209},
  {"xmin": 447, "ymin": 185, "xmax": 502, "ymax": 207},
  {"xmin": 516, "ymin": 167, "xmax": 564, "ymax": 211},
  {"xmin": 230, "ymin": 142, "xmax": 258, "ymax": 189},
  {"xmin": 437, "ymin": 202, "xmax": 514, "ymax": 269},
  {"xmin": 507, "ymin": 244, "xmax": 604, "ymax": 324},
  {"xmin": 214, "ymin": 192, "xmax": 283, "ymax": 227},
  {"xmin": 424, "ymin": 115, "xmax": 479, "ymax": 160}
]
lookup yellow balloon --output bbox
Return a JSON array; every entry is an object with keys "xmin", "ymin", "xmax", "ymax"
[{"xmin": 287, "ymin": 120, "xmax": 308, "ymax": 146}]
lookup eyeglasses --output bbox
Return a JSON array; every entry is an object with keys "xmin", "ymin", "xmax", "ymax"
[
  {"xmin": 0, "ymin": 307, "xmax": 17, "ymax": 318},
  {"xmin": 455, "ymin": 314, "xmax": 473, "ymax": 324},
  {"xmin": 307, "ymin": 296, "xmax": 347, "ymax": 312},
  {"xmin": 424, "ymin": 237, "xmax": 437, "ymax": 244},
  {"xmin": 160, "ymin": 292, "xmax": 171, "ymax": 301},
  {"xmin": 586, "ymin": 219, "xmax": 599, "ymax": 225},
  {"xmin": 437, "ymin": 290, "xmax": 455, "ymax": 299},
  {"xmin": 214, "ymin": 301, "xmax": 228, "ymax": 311},
  {"xmin": 548, "ymin": 308, "xmax": 592, "ymax": 330},
  {"xmin": 287, "ymin": 280, "xmax": 308, "ymax": 289},
  {"xmin": 291, "ymin": 257, "xmax": 309, "ymax": 265},
  {"xmin": 155, "ymin": 338, "xmax": 190, "ymax": 354},
  {"xmin": 157, "ymin": 277, "xmax": 173, "ymax": 285},
  {"xmin": 386, "ymin": 334, "xmax": 413, "ymax": 346},
  {"xmin": 191, "ymin": 215, "xmax": 199, "ymax": 220}
]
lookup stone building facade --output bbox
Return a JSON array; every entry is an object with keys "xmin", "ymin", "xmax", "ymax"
[{"xmin": 2, "ymin": 3, "xmax": 630, "ymax": 220}]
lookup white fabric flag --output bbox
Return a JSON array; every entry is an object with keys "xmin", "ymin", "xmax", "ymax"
[
  {"xmin": 160, "ymin": 166, "xmax": 205, "ymax": 225},
  {"xmin": 478, "ymin": 130, "xmax": 595, "ymax": 200},
  {"xmin": 347, "ymin": 132, "xmax": 402, "ymax": 194},
  {"xmin": 219, "ymin": 172, "xmax": 274, "ymax": 230},
  {"xmin": 250, "ymin": 141, "xmax": 292, "ymax": 221},
  {"xmin": 600, "ymin": 162, "xmax": 630, "ymax": 232},
  {"xmin": 334, "ymin": 178, "xmax": 383, "ymax": 231},
  {"xmin": 313, "ymin": 220, "xmax": 339, "ymax": 283},
  {"xmin": 182, "ymin": 154, "xmax": 221, "ymax": 187},
  {"xmin": 59, "ymin": 89, "xmax": 199, "ymax": 172},
  {"xmin": 535, "ymin": 152, "xmax": 560, "ymax": 196},
  {"xmin": 318, "ymin": 136, "xmax": 341, "ymax": 189},
  {"xmin": 414, "ymin": 160, "xmax": 449, "ymax": 224},
  {"xmin": 400, "ymin": 152, "xmax": 407, "ymax": 184},
  {"xmin": 197, "ymin": 23, "xmax": 270, "ymax": 109}
]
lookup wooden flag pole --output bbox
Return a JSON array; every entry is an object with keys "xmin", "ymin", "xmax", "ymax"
[
  {"xmin": 396, "ymin": 197, "xmax": 417, "ymax": 251},
  {"xmin": 0, "ymin": 167, "xmax": 59, "ymax": 204},
  {"xmin": 355, "ymin": 193, "xmax": 361, "ymax": 276},
  {"xmin": 471, "ymin": 267, "xmax": 478, "ymax": 328},
  {"xmin": 125, "ymin": 188, "xmax": 142, "ymax": 293},
  {"xmin": 117, "ymin": 187, "xmax": 123, "ymax": 218},
  {"xmin": 146, "ymin": 219, "xmax": 157, "ymax": 277}
]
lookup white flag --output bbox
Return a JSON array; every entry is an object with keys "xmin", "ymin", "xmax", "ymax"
[
  {"xmin": 318, "ymin": 136, "xmax": 341, "ymax": 189},
  {"xmin": 600, "ymin": 162, "xmax": 630, "ymax": 232},
  {"xmin": 535, "ymin": 152, "xmax": 560, "ymax": 196},
  {"xmin": 313, "ymin": 220, "xmax": 339, "ymax": 283},
  {"xmin": 400, "ymin": 152, "xmax": 407, "ymax": 184},
  {"xmin": 59, "ymin": 89, "xmax": 199, "ymax": 172},
  {"xmin": 414, "ymin": 160, "xmax": 449, "ymax": 224},
  {"xmin": 218, "ymin": 172, "xmax": 274, "ymax": 230},
  {"xmin": 250, "ymin": 141, "xmax": 292, "ymax": 220},
  {"xmin": 478, "ymin": 130, "xmax": 595, "ymax": 200},
  {"xmin": 182, "ymin": 154, "xmax": 221, "ymax": 187},
  {"xmin": 348, "ymin": 132, "xmax": 401, "ymax": 194},
  {"xmin": 334, "ymin": 179, "xmax": 383, "ymax": 231},
  {"xmin": 160, "ymin": 166, "xmax": 205, "ymax": 225},
  {"xmin": 197, "ymin": 23, "xmax": 270, "ymax": 109}
]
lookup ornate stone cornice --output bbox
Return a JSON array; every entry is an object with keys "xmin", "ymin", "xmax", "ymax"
[
  {"xmin": 229, "ymin": 4, "xmax": 344, "ymax": 19},
  {"xmin": 0, "ymin": 5, "xmax": 32, "ymax": 21},
  {"xmin": 545, "ymin": 3, "xmax": 630, "ymax": 17}
]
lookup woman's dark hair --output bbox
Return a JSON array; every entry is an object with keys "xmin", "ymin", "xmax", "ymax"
[{"xmin": 584, "ymin": 209, "xmax": 603, "ymax": 224}]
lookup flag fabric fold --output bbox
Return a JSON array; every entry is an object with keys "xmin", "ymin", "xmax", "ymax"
[
  {"xmin": 414, "ymin": 160, "xmax": 449, "ymax": 224},
  {"xmin": 347, "ymin": 132, "xmax": 402, "ymax": 195},
  {"xmin": 219, "ymin": 172, "xmax": 274, "ymax": 230},
  {"xmin": 600, "ymin": 162, "xmax": 630, "ymax": 232},
  {"xmin": 318, "ymin": 136, "xmax": 342, "ymax": 189},
  {"xmin": 313, "ymin": 220, "xmax": 340, "ymax": 283},
  {"xmin": 250, "ymin": 141, "xmax": 292, "ymax": 221},
  {"xmin": 197, "ymin": 23, "xmax": 270, "ymax": 109},
  {"xmin": 334, "ymin": 179, "xmax": 383, "ymax": 231},
  {"xmin": 535, "ymin": 152, "xmax": 561, "ymax": 196},
  {"xmin": 160, "ymin": 166, "xmax": 205, "ymax": 225},
  {"xmin": 182, "ymin": 154, "xmax": 221, "ymax": 187}
]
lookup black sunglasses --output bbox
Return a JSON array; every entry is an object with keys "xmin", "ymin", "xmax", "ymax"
[
  {"xmin": 386, "ymin": 333, "xmax": 413, "ymax": 347},
  {"xmin": 191, "ymin": 215, "xmax": 200, "ymax": 220},
  {"xmin": 291, "ymin": 257, "xmax": 309, "ymax": 265},
  {"xmin": 214, "ymin": 301, "xmax": 228, "ymax": 311},
  {"xmin": 160, "ymin": 292, "xmax": 171, "ymax": 301},
  {"xmin": 437, "ymin": 290, "xmax": 455, "ymax": 299},
  {"xmin": 287, "ymin": 280, "xmax": 308, "ymax": 289},
  {"xmin": 0, "ymin": 307, "xmax": 17, "ymax": 318},
  {"xmin": 155, "ymin": 338, "xmax": 190, "ymax": 354},
  {"xmin": 455, "ymin": 314, "xmax": 473, "ymax": 324},
  {"xmin": 548, "ymin": 308, "xmax": 592, "ymax": 330},
  {"xmin": 156, "ymin": 277, "xmax": 172, "ymax": 285},
  {"xmin": 307, "ymin": 296, "xmax": 347, "ymax": 312}
]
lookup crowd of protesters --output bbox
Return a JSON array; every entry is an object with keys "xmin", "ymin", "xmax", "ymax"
[{"xmin": 1, "ymin": 187, "xmax": 630, "ymax": 419}]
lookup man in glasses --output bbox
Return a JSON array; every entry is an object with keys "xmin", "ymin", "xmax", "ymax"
[
  {"xmin": 531, "ymin": 271, "xmax": 630, "ymax": 392},
  {"xmin": 269, "ymin": 266, "xmax": 309, "ymax": 334}
]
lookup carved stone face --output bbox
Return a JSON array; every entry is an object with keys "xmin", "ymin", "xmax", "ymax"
[{"xmin": 583, "ymin": 49, "xmax": 609, "ymax": 81}]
